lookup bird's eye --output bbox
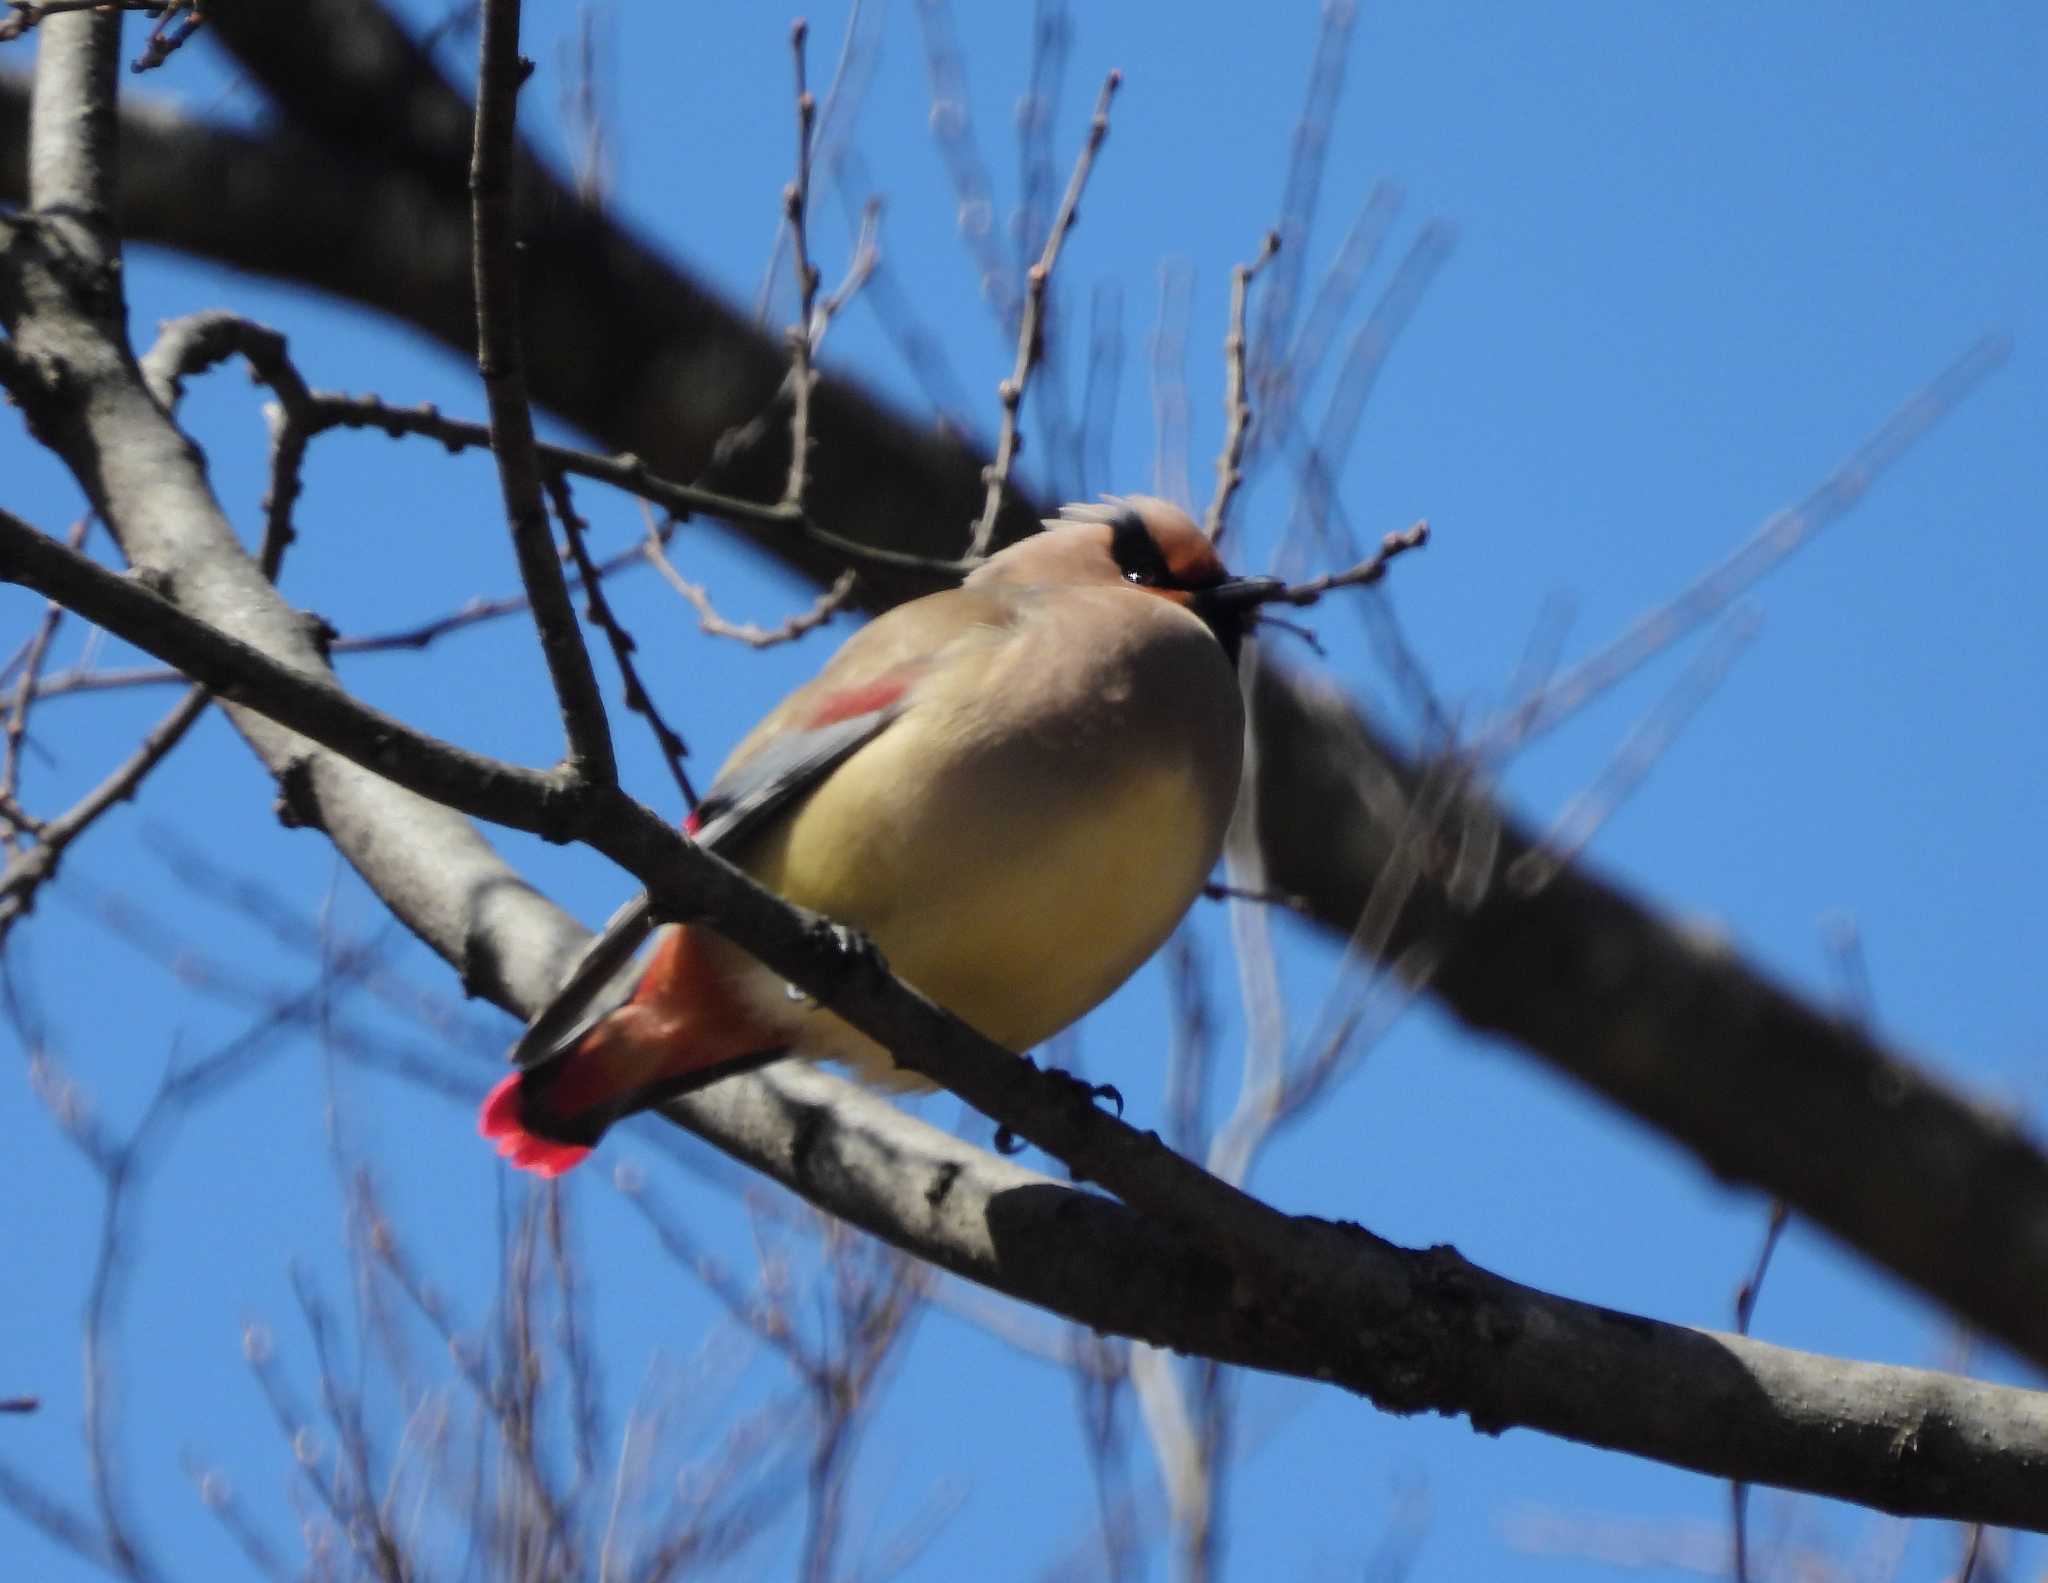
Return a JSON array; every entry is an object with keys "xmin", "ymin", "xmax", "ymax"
[{"xmin": 1110, "ymin": 512, "xmax": 1174, "ymax": 589}]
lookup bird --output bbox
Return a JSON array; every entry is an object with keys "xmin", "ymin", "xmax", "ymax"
[{"xmin": 480, "ymin": 496, "xmax": 1276, "ymax": 1176}]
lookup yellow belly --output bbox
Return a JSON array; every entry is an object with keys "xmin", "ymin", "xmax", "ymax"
[{"xmin": 729, "ymin": 747, "xmax": 1225, "ymax": 1087}]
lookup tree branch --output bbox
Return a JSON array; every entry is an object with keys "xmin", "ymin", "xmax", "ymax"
[
  {"xmin": 967, "ymin": 66, "xmax": 1119, "ymax": 560},
  {"xmin": 470, "ymin": 0, "xmax": 614, "ymax": 784},
  {"xmin": 0, "ymin": 684, "xmax": 208, "ymax": 947}
]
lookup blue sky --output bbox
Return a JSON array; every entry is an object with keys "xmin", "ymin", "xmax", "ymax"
[{"xmin": 3, "ymin": 4, "xmax": 2044, "ymax": 1579}]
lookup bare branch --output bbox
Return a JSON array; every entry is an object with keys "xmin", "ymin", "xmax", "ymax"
[
  {"xmin": 471, "ymin": 0, "xmax": 615, "ymax": 784},
  {"xmin": 1246, "ymin": 0, "xmax": 1359, "ymax": 408},
  {"xmin": 1, "ymin": 515, "xmax": 90, "ymax": 846},
  {"xmin": 1148, "ymin": 258, "xmax": 1194, "ymax": 506},
  {"xmin": 294, "ymin": 391, "xmax": 978, "ymax": 580},
  {"xmin": 0, "ymin": 506, "xmax": 575, "ymax": 836},
  {"xmin": 1728, "ymin": 1196, "xmax": 1794, "ymax": 1583},
  {"xmin": 0, "ymin": 0, "xmax": 169, "ymax": 48},
  {"xmin": 548, "ymin": 476, "xmax": 700, "ymax": 812},
  {"xmin": 781, "ymin": 19, "xmax": 821, "ymax": 513},
  {"xmin": 1283, "ymin": 220, "xmax": 1457, "ymax": 573},
  {"xmin": 645, "ymin": 525, "xmax": 857, "ymax": 651},
  {"xmin": 1202, "ymin": 230, "xmax": 1280, "ymax": 547},
  {"xmin": 138, "ymin": 310, "xmax": 316, "ymax": 577},
  {"xmin": 1506, "ymin": 608, "xmax": 1762, "ymax": 894},
  {"xmin": 27, "ymin": 521, "xmax": 683, "ymax": 700},
  {"xmin": 1253, "ymin": 519, "xmax": 1431, "ymax": 611},
  {"xmin": 1260, "ymin": 181, "xmax": 1403, "ymax": 458},
  {"xmin": 967, "ymin": 68, "xmax": 1121, "ymax": 559},
  {"xmin": 810, "ymin": 195, "xmax": 881, "ymax": 355},
  {"xmin": 912, "ymin": 0, "xmax": 1017, "ymax": 328},
  {"xmin": 0, "ymin": 685, "xmax": 209, "ymax": 947},
  {"xmin": 1486, "ymin": 331, "xmax": 2014, "ymax": 753},
  {"xmin": 1078, "ymin": 277, "xmax": 1125, "ymax": 499},
  {"xmin": 128, "ymin": 0, "xmax": 200, "ymax": 74}
]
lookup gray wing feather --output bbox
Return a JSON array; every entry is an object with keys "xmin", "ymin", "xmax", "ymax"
[{"xmin": 506, "ymin": 704, "xmax": 904, "ymax": 1071}]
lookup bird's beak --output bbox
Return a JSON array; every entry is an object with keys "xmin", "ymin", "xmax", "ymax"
[
  {"xmin": 1193, "ymin": 575, "xmax": 1286, "ymax": 619},
  {"xmin": 1190, "ymin": 575, "xmax": 1286, "ymax": 659}
]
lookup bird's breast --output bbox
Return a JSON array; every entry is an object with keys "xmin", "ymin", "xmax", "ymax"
[{"xmin": 721, "ymin": 596, "xmax": 1244, "ymax": 1082}]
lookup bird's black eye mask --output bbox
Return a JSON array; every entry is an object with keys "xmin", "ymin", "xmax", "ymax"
[{"xmin": 1109, "ymin": 509, "xmax": 1178, "ymax": 588}]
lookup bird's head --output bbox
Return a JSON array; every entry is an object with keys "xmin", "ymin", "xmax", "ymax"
[{"xmin": 968, "ymin": 496, "xmax": 1282, "ymax": 661}]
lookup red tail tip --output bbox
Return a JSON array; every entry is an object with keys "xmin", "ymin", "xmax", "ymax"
[{"xmin": 479, "ymin": 1073, "xmax": 592, "ymax": 1178}]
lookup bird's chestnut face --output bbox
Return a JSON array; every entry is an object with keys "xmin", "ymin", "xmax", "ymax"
[
  {"xmin": 1108, "ymin": 508, "xmax": 1231, "ymax": 597},
  {"xmin": 1104, "ymin": 505, "xmax": 1275, "ymax": 662}
]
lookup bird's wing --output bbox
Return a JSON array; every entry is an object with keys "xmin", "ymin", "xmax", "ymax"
[{"xmin": 506, "ymin": 586, "xmax": 1016, "ymax": 1072}]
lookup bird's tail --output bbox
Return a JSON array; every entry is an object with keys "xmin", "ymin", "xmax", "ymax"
[{"xmin": 479, "ymin": 925, "xmax": 776, "ymax": 1177}]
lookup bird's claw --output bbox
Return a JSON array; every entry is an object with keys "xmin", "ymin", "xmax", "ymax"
[
  {"xmin": 1044, "ymin": 1066, "xmax": 1124, "ymax": 1118},
  {"xmin": 992, "ymin": 1068, "xmax": 1125, "ymax": 1156}
]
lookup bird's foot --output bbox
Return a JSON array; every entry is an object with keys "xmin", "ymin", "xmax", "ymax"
[
  {"xmin": 992, "ymin": 1065, "xmax": 1125, "ymax": 1155},
  {"xmin": 786, "ymin": 918, "xmax": 889, "ymax": 1004},
  {"xmin": 1043, "ymin": 1064, "xmax": 1124, "ymax": 1118}
]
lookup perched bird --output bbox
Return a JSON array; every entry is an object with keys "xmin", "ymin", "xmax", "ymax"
[{"xmin": 481, "ymin": 496, "xmax": 1274, "ymax": 1175}]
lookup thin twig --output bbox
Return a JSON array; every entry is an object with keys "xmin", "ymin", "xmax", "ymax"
[
  {"xmin": 1078, "ymin": 278, "xmax": 1125, "ymax": 499},
  {"xmin": 298, "ymin": 392, "xmax": 976, "ymax": 578},
  {"xmin": 1506, "ymin": 608, "xmax": 1761, "ymax": 894},
  {"xmin": 1261, "ymin": 182, "xmax": 1404, "ymax": 459},
  {"xmin": 1734, "ymin": 1200, "xmax": 1793, "ymax": 1345},
  {"xmin": 471, "ymin": 0, "xmax": 616, "ymax": 784},
  {"xmin": 967, "ymin": 68, "xmax": 1121, "ymax": 560},
  {"xmin": 129, "ymin": 0, "xmax": 200, "ymax": 72},
  {"xmin": 1148, "ymin": 260, "xmax": 1194, "ymax": 507},
  {"xmin": 781, "ymin": 20, "xmax": 821, "ymax": 513},
  {"xmin": 0, "ymin": 0, "xmax": 167, "ymax": 46},
  {"xmin": 1283, "ymin": 220, "xmax": 1458, "ymax": 574},
  {"xmin": 1246, "ymin": 0, "xmax": 1359, "ymax": 419},
  {"xmin": 0, "ymin": 685, "xmax": 210, "ymax": 947},
  {"xmin": 1729, "ymin": 1196, "xmax": 1791, "ymax": 1583},
  {"xmin": 1822, "ymin": 911, "xmax": 1878, "ymax": 1026},
  {"xmin": 811, "ymin": 196, "xmax": 882, "ymax": 355},
  {"xmin": 1200, "ymin": 881, "xmax": 1312, "ymax": 917},
  {"xmin": 1, "ymin": 514, "xmax": 90, "ymax": 845},
  {"xmin": 1488, "ymin": 330, "xmax": 2014, "ymax": 753},
  {"xmin": 368, "ymin": 1197, "xmax": 577, "ymax": 1569},
  {"xmin": 138, "ymin": 311, "xmax": 318, "ymax": 577},
  {"xmin": 1260, "ymin": 520, "xmax": 1430, "ymax": 607},
  {"xmin": 754, "ymin": 1, "xmax": 881, "ymax": 325},
  {"xmin": 1015, "ymin": 1, "xmax": 1083, "ymax": 500},
  {"xmin": 1203, "ymin": 230, "xmax": 1281, "ymax": 547},
  {"xmin": 547, "ymin": 476, "xmax": 699, "ymax": 811},
  {"xmin": 645, "ymin": 520, "xmax": 857, "ymax": 650},
  {"xmin": 823, "ymin": 150, "xmax": 982, "ymax": 431},
  {"xmin": 27, "ymin": 521, "xmax": 681, "ymax": 700},
  {"xmin": 1957, "ymin": 1521, "xmax": 1987, "ymax": 1583},
  {"xmin": 911, "ymin": 0, "xmax": 1016, "ymax": 330},
  {"xmin": 182, "ymin": 1457, "xmax": 295, "ymax": 1583}
]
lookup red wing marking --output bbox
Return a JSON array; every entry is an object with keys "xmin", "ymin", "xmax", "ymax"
[{"xmin": 804, "ymin": 675, "xmax": 912, "ymax": 729}]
